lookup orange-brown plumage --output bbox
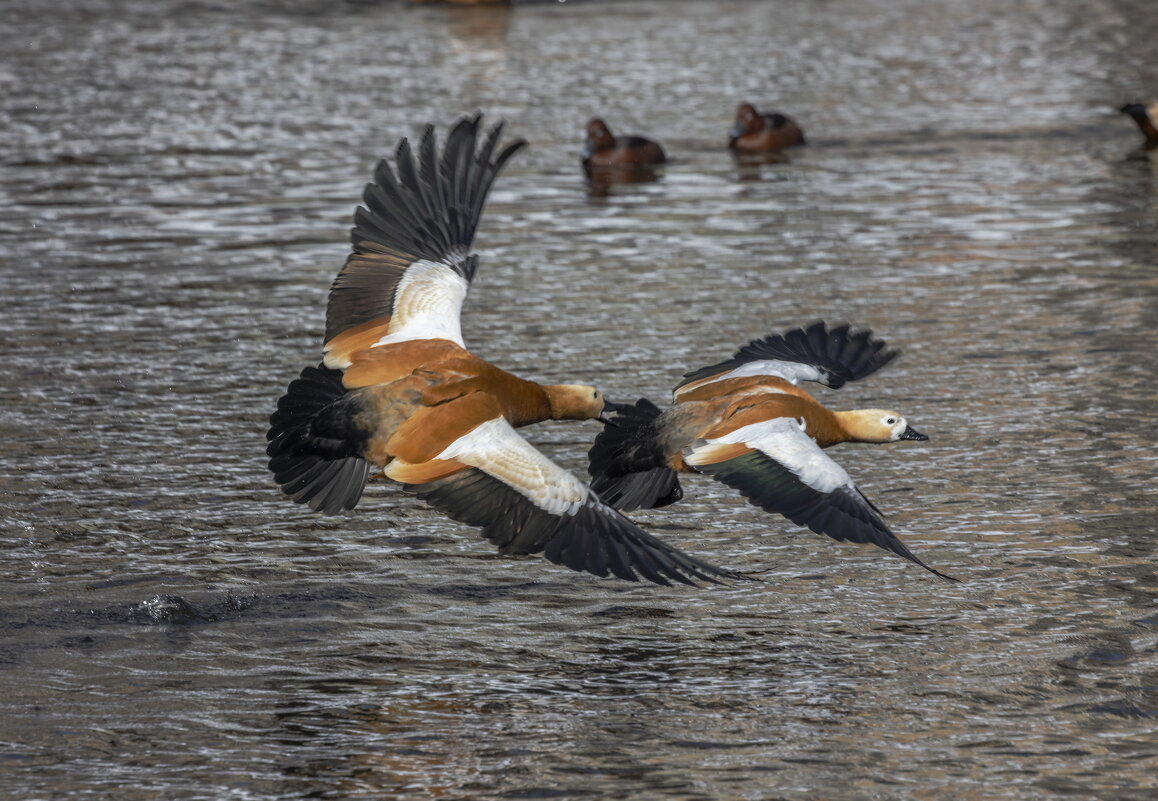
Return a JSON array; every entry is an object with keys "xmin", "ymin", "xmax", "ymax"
[
  {"xmin": 582, "ymin": 117, "xmax": 667, "ymax": 170},
  {"xmin": 589, "ymin": 322, "xmax": 955, "ymax": 581},
  {"xmin": 728, "ymin": 103, "xmax": 806, "ymax": 153},
  {"xmin": 338, "ymin": 338, "xmax": 550, "ymax": 419},
  {"xmin": 674, "ymin": 373, "xmax": 817, "ymax": 405},
  {"xmin": 381, "ymin": 391, "xmax": 503, "ymax": 467},
  {"xmin": 323, "ymin": 317, "xmax": 397, "ymax": 371},
  {"xmin": 265, "ymin": 114, "xmax": 739, "ymax": 586},
  {"xmin": 702, "ymin": 393, "xmax": 850, "ymax": 448}
]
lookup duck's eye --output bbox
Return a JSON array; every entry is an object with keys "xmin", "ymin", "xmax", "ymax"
[{"xmin": 886, "ymin": 417, "xmax": 897, "ymax": 425}]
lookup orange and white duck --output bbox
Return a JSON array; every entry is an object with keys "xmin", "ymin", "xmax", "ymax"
[
  {"xmin": 588, "ymin": 322, "xmax": 956, "ymax": 581},
  {"xmin": 265, "ymin": 114, "xmax": 739, "ymax": 586}
]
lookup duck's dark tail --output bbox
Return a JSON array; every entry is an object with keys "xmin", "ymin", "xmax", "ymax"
[
  {"xmin": 588, "ymin": 398, "xmax": 682, "ymax": 513},
  {"xmin": 266, "ymin": 364, "xmax": 372, "ymax": 515},
  {"xmin": 1120, "ymin": 103, "xmax": 1158, "ymax": 143}
]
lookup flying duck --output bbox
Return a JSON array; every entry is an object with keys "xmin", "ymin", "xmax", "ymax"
[
  {"xmin": 1120, "ymin": 102, "xmax": 1158, "ymax": 149},
  {"xmin": 266, "ymin": 114, "xmax": 739, "ymax": 586},
  {"xmin": 588, "ymin": 322, "xmax": 956, "ymax": 581},
  {"xmin": 728, "ymin": 103, "xmax": 806, "ymax": 153}
]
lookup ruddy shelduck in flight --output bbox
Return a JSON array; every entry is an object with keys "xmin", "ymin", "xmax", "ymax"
[
  {"xmin": 589, "ymin": 322, "xmax": 956, "ymax": 581},
  {"xmin": 266, "ymin": 114, "xmax": 741, "ymax": 586}
]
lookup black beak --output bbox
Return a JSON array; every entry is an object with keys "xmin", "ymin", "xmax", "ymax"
[
  {"xmin": 598, "ymin": 399, "xmax": 632, "ymax": 426},
  {"xmin": 899, "ymin": 425, "xmax": 929, "ymax": 441}
]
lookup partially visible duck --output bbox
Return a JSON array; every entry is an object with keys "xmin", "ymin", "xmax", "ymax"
[
  {"xmin": 728, "ymin": 103, "xmax": 806, "ymax": 153},
  {"xmin": 588, "ymin": 322, "xmax": 956, "ymax": 581},
  {"xmin": 582, "ymin": 117, "xmax": 667, "ymax": 171},
  {"xmin": 266, "ymin": 114, "xmax": 738, "ymax": 586},
  {"xmin": 1120, "ymin": 102, "xmax": 1158, "ymax": 149}
]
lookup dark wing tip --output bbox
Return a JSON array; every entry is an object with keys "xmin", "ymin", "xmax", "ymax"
[
  {"xmin": 406, "ymin": 468, "xmax": 737, "ymax": 587},
  {"xmin": 697, "ymin": 449, "xmax": 952, "ymax": 581},
  {"xmin": 326, "ymin": 113, "xmax": 526, "ymax": 341},
  {"xmin": 560, "ymin": 488, "xmax": 741, "ymax": 588},
  {"xmin": 589, "ymin": 467, "xmax": 683, "ymax": 514},
  {"xmin": 678, "ymin": 320, "xmax": 900, "ymax": 390}
]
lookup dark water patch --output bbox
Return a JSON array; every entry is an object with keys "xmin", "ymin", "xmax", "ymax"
[
  {"xmin": 1064, "ymin": 700, "xmax": 1157, "ymax": 720},
  {"xmin": 591, "ymin": 605, "xmax": 676, "ymax": 620},
  {"xmin": 124, "ymin": 594, "xmax": 208, "ymax": 625}
]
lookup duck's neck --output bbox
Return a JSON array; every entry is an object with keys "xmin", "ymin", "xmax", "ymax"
[
  {"xmin": 829, "ymin": 409, "xmax": 887, "ymax": 445},
  {"xmin": 802, "ymin": 409, "xmax": 853, "ymax": 447},
  {"xmin": 502, "ymin": 381, "xmax": 554, "ymax": 428}
]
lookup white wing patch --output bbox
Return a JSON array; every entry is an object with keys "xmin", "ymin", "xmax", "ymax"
[
  {"xmin": 372, "ymin": 259, "xmax": 469, "ymax": 347},
  {"xmin": 433, "ymin": 417, "xmax": 587, "ymax": 516},
  {"xmin": 688, "ymin": 417, "xmax": 853, "ymax": 494},
  {"xmin": 686, "ymin": 360, "xmax": 827, "ymax": 390}
]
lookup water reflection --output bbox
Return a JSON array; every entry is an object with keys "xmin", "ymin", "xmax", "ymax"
[
  {"xmin": 584, "ymin": 163, "xmax": 666, "ymax": 197},
  {"xmin": 732, "ymin": 149, "xmax": 794, "ymax": 182},
  {"xmin": 442, "ymin": 3, "xmax": 512, "ymax": 56}
]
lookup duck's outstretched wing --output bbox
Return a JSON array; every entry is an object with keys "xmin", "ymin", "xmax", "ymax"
[
  {"xmin": 685, "ymin": 417, "xmax": 956, "ymax": 581},
  {"xmin": 675, "ymin": 321, "xmax": 899, "ymax": 396},
  {"xmin": 385, "ymin": 409, "xmax": 741, "ymax": 587},
  {"xmin": 324, "ymin": 114, "xmax": 526, "ymax": 368}
]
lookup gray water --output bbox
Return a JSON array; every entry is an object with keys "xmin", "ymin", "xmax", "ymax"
[{"xmin": 3, "ymin": 0, "xmax": 1157, "ymax": 798}]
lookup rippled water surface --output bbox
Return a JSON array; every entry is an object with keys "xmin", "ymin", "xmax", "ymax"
[{"xmin": 3, "ymin": 0, "xmax": 1158, "ymax": 798}]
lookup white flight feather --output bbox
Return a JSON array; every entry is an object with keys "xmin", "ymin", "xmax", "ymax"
[
  {"xmin": 693, "ymin": 417, "xmax": 852, "ymax": 494},
  {"xmin": 692, "ymin": 360, "xmax": 827, "ymax": 388},
  {"xmin": 372, "ymin": 259, "xmax": 469, "ymax": 347},
  {"xmin": 433, "ymin": 417, "xmax": 587, "ymax": 516}
]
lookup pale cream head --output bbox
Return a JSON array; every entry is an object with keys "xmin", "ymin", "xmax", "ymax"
[
  {"xmin": 837, "ymin": 409, "xmax": 928, "ymax": 443},
  {"xmin": 543, "ymin": 384, "xmax": 607, "ymax": 421}
]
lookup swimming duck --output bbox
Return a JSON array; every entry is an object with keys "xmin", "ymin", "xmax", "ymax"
[
  {"xmin": 266, "ymin": 114, "xmax": 738, "ymax": 586},
  {"xmin": 1120, "ymin": 102, "xmax": 1158, "ymax": 149},
  {"xmin": 728, "ymin": 103, "xmax": 806, "ymax": 153},
  {"xmin": 588, "ymin": 322, "xmax": 956, "ymax": 581},
  {"xmin": 581, "ymin": 117, "xmax": 667, "ymax": 171}
]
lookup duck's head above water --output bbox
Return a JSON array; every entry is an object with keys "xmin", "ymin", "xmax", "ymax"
[
  {"xmin": 584, "ymin": 118, "xmax": 615, "ymax": 151},
  {"xmin": 731, "ymin": 103, "xmax": 763, "ymax": 138}
]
